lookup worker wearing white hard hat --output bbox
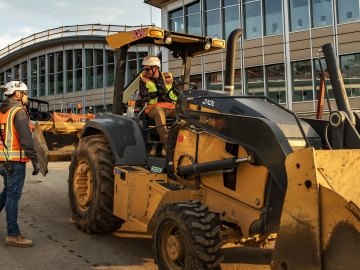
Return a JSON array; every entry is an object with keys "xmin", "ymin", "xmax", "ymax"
[
  {"xmin": 0, "ymin": 81, "xmax": 39, "ymax": 247},
  {"xmin": 139, "ymin": 56, "xmax": 178, "ymax": 150}
]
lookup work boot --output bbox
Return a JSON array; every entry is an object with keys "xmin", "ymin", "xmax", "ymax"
[{"xmin": 5, "ymin": 234, "xmax": 33, "ymax": 247}]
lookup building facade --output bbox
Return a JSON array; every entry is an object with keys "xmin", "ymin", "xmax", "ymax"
[
  {"xmin": 0, "ymin": 24, "xmax": 152, "ymax": 113},
  {"xmin": 146, "ymin": 0, "xmax": 360, "ymax": 114}
]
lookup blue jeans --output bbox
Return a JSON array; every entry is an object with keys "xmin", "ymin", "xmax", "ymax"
[{"xmin": 0, "ymin": 162, "xmax": 26, "ymax": 236}]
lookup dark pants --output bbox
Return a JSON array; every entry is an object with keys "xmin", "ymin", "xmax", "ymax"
[{"xmin": 0, "ymin": 162, "xmax": 26, "ymax": 236}]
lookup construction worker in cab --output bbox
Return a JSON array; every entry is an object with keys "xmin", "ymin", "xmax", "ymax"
[
  {"xmin": 0, "ymin": 81, "xmax": 40, "ymax": 248},
  {"xmin": 139, "ymin": 56, "xmax": 178, "ymax": 145}
]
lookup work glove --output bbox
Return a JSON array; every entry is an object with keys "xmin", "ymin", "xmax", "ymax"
[{"xmin": 32, "ymin": 161, "xmax": 40, "ymax": 176}]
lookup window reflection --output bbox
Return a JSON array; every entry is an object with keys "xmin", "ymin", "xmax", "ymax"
[
  {"xmin": 289, "ymin": 0, "xmax": 310, "ymax": 31},
  {"xmin": 292, "ymin": 60, "xmax": 313, "ymax": 101},
  {"xmin": 246, "ymin": 66, "xmax": 264, "ymax": 95},
  {"xmin": 264, "ymin": 0, "xmax": 283, "ymax": 36},
  {"xmin": 340, "ymin": 53, "xmax": 360, "ymax": 97},
  {"xmin": 244, "ymin": 0, "xmax": 262, "ymax": 39},
  {"xmin": 169, "ymin": 8, "xmax": 184, "ymax": 32},
  {"xmin": 205, "ymin": 0, "xmax": 221, "ymax": 38},
  {"xmin": 56, "ymin": 52, "xmax": 64, "ymax": 94},
  {"xmin": 311, "ymin": 0, "xmax": 333, "ymax": 28},
  {"xmin": 266, "ymin": 64, "xmax": 286, "ymax": 103},
  {"xmin": 337, "ymin": 0, "xmax": 360, "ymax": 23},
  {"xmin": 313, "ymin": 58, "xmax": 334, "ymax": 99},
  {"xmin": 186, "ymin": 1, "xmax": 201, "ymax": 35},
  {"xmin": 223, "ymin": 3, "xmax": 240, "ymax": 39}
]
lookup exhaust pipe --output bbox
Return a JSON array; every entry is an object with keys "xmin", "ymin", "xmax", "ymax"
[
  {"xmin": 322, "ymin": 43, "xmax": 356, "ymax": 125},
  {"xmin": 224, "ymin": 29, "xmax": 243, "ymax": 95}
]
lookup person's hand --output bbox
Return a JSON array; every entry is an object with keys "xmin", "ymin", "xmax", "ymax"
[
  {"xmin": 32, "ymin": 161, "xmax": 40, "ymax": 176},
  {"xmin": 141, "ymin": 72, "xmax": 152, "ymax": 83}
]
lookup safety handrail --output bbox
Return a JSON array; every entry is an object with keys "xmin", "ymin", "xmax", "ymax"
[{"xmin": 0, "ymin": 23, "xmax": 155, "ymax": 59}]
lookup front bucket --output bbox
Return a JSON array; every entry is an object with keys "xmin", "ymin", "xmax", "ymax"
[{"xmin": 272, "ymin": 148, "xmax": 360, "ymax": 270}]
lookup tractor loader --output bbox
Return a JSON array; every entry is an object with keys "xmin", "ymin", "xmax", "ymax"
[{"xmin": 68, "ymin": 27, "xmax": 360, "ymax": 270}]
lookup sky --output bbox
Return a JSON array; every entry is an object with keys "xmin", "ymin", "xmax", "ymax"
[{"xmin": 0, "ymin": 0, "xmax": 161, "ymax": 49}]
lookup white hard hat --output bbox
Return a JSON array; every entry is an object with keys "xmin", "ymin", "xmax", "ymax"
[
  {"xmin": 142, "ymin": 56, "xmax": 161, "ymax": 68},
  {"xmin": 3, "ymin": 81, "xmax": 28, "ymax": 96}
]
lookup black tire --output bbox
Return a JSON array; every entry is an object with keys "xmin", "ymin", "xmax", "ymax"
[
  {"xmin": 153, "ymin": 201, "xmax": 223, "ymax": 270},
  {"xmin": 68, "ymin": 134, "xmax": 124, "ymax": 233}
]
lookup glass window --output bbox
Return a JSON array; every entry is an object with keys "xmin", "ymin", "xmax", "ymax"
[
  {"xmin": 66, "ymin": 50, "xmax": 73, "ymax": 70},
  {"xmin": 5, "ymin": 69, "xmax": 11, "ymax": 82},
  {"xmin": 313, "ymin": 58, "xmax": 334, "ymax": 99},
  {"xmin": 76, "ymin": 49, "xmax": 82, "ymax": 69},
  {"xmin": 292, "ymin": 60, "xmax": 313, "ymax": 101},
  {"xmin": 13, "ymin": 65, "xmax": 20, "ymax": 80},
  {"xmin": 0, "ymin": 72, "xmax": 4, "ymax": 85},
  {"xmin": 186, "ymin": 1, "xmax": 201, "ymax": 35},
  {"xmin": 76, "ymin": 69, "xmax": 82, "ymax": 92},
  {"xmin": 95, "ymin": 50, "xmax": 103, "ymax": 89},
  {"xmin": 39, "ymin": 56, "xmax": 45, "ymax": 75},
  {"xmin": 85, "ymin": 49, "xmax": 94, "ymax": 90},
  {"xmin": 40, "ymin": 74, "xmax": 45, "ymax": 96},
  {"xmin": 66, "ymin": 50, "xmax": 73, "ymax": 93},
  {"xmin": 244, "ymin": 0, "xmax": 262, "ymax": 39},
  {"xmin": 39, "ymin": 56, "xmax": 45, "ymax": 96},
  {"xmin": 30, "ymin": 58, "xmax": 37, "ymax": 97},
  {"xmin": 48, "ymin": 53, "xmax": 55, "ymax": 74},
  {"xmin": 190, "ymin": 74, "xmax": 202, "ymax": 89},
  {"xmin": 67, "ymin": 70, "xmax": 73, "ymax": 92},
  {"xmin": 340, "ymin": 53, "xmax": 360, "ymax": 97},
  {"xmin": 128, "ymin": 52, "xmax": 137, "ymax": 83},
  {"xmin": 224, "ymin": 0, "xmax": 239, "ymax": 6},
  {"xmin": 106, "ymin": 51, "xmax": 115, "ymax": 87},
  {"xmin": 246, "ymin": 66, "xmax": 264, "ymax": 95},
  {"xmin": 21, "ymin": 61, "xmax": 27, "ymax": 82},
  {"xmin": 75, "ymin": 49, "xmax": 82, "ymax": 92},
  {"xmin": 337, "ymin": 0, "xmax": 360, "ymax": 23},
  {"xmin": 56, "ymin": 52, "xmax": 64, "ymax": 94},
  {"xmin": 266, "ymin": 64, "xmax": 286, "ymax": 103},
  {"xmin": 264, "ymin": 0, "xmax": 283, "ymax": 36},
  {"xmin": 205, "ymin": 1, "xmax": 221, "ymax": 38},
  {"xmin": 48, "ymin": 54, "xmax": 55, "ymax": 95},
  {"xmin": 207, "ymin": 71, "xmax": 223, "ymax": 90},
  {"xmin": 311, "ymin": 0, "xmax": 333, "ymax": 28},
  {"xmin": 205, "ymin": 0, "xmax": 220, "ymax": 10},
  {"xmin": 289, "ymin": 0, "xmax": 310, "ymax": 31},
  {"xmin": 48, "ymin": 74, "xmax": 55, "ymax": 95},
  {"xmin": 169, "ymin": 8, "xmax": 184, "ymax": 32},
  {"xmin": 234, "ymin": 69, "xmax": 242, "ymax": 93},
  {"xmin": 223, "ymin": 1, "xmax": 240, "ymax": 39},
  {"xmin": 86, "ymin": 67, "xmax": 94, "ymax": 90},
  {"xmin": 86, "ymin": 49, "xmax": 93, "ymax": 68}
]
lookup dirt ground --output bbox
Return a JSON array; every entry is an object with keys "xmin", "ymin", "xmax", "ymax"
[{"xmin": 0, "ymin": 162, "xmax": 272, "ymax": 270}]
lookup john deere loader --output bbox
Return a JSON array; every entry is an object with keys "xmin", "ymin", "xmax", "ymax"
[{"xmin": 68, "ymin": 27, "xmax": 360, "ymax": 270}]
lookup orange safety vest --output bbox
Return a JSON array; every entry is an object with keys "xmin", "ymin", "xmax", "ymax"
[{"xmin": 0, "ymin": 106, "xmax": 30, "ymax": 162}]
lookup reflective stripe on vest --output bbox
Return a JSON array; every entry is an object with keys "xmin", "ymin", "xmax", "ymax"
[{"xmin": 0, "ymin": 106, "xmax": 30, "ymax": 162}]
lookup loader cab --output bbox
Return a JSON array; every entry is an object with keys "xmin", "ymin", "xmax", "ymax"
[{"xmin": 105, "ymin": 27, "xmax": 226, "ymax": 116}]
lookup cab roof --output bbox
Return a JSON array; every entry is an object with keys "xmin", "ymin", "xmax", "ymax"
[{"xmin": 106, "ymin": 27, "xmax": 226, "ymax": 57}]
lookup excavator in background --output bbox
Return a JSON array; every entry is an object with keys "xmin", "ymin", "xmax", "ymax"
[{"xmin": 67, "ymin": 27, "xmax": 360, "ymax": 270}]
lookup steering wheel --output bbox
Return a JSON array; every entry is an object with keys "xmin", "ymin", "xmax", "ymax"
[{"xmin": 170, "ymin": 82, "xmax": 198, "ymax": 97}]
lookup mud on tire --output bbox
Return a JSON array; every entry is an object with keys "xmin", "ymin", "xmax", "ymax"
[
  {"xmin": 68, "ymin": 134, "xmax": 124, "ymax": 233},
  {"xmin": 153, "ymin": 201, "xmax": 224, "ymax": 270}
]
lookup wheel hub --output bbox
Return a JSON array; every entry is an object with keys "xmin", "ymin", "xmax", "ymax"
[
  {"xmin": 73, "ymin": 161, "xmax": 93, "ymax": 212},
  {"xmin": 166, "ymin": 234, "xmax": 183, "ymax": 261}
]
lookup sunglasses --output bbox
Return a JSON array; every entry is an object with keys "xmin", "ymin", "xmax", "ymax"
[{"xmin": 143, "ymin": 67, "xmax": 152, "ymax": 72}]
